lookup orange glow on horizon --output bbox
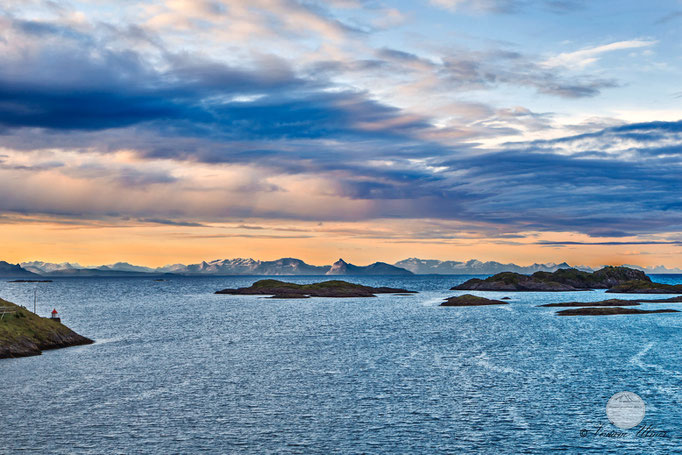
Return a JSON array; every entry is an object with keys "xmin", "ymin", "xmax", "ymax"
[{"xmin": 1, "ymin": 217, "xmax": 680, "ymax": 269}]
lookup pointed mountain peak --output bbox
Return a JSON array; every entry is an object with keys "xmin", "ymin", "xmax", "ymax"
[{"xmin": 327, "ymin": 258, "xmax": 351, "ymax": 275}]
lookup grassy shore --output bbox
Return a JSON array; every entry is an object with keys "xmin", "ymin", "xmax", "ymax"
[{"xmin": 0, "ymin": 297, "xmax": 93, "ymax": 359}]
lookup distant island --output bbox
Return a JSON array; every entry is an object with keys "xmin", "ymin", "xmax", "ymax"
[
  {"xmin": 605, "ymin": 280, "xmax": 682, "ymax": 294},
  {"xmin": 537, "ymin": 295, "xmax": 682, "ymax": 316},
  {"xmin": 0, "ymin": 297, "xmax": 93, "ymax": 359},
  {"xmin": 451, "ymin": 266, "xmax": 678, "ymax": 293},
  {"xmin": 8, "ymin": 279, "xmax": 53, "ymax": 283},
  {"xmin": 215, "ymin": 279, "xmax": 416, "ymax": 298},
  {"xmin": 556, "ymin": 307, "xmax": 679, "ymax": 316},
  {"xmin": 4, "ymin": 257, "xmax": 680, "ymax": 278},
  {"xmin": 440, "ymin": 294, "xmax": 508, "ymax": 306},
  {"xmin": 540, "ymin": 299, "xmax": 641, "ymax": 307}
]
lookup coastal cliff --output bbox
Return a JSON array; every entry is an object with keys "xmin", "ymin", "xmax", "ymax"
[{"xmin": 0, "ymin": 297, "xmax": 93, "ymax": 359}]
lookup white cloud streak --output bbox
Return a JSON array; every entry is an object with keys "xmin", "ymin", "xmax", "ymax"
[{"xmin": 542, "ymin": 39, "xmax": 657, "ymax": 69}]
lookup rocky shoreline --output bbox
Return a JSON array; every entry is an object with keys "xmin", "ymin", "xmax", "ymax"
[{"xmin": 0, "ymin": 297, "xmax": 93, "ymax": 359}]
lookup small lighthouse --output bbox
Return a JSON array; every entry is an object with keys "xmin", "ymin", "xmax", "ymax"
[{"xmin": 50, "ymin": 308, "xmax": 60, "ymax": 322}]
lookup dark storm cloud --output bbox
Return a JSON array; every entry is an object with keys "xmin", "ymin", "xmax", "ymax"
[
  {"xmin": 0, "ymin": 22, "xmax": 430, "ymax": 152},
  {"xmin": 0, "ymin": 9, "xmax": 612, "ymax": 146},
  {"xmin": 426, "ymin": 124, "xmax": 682, "ymax": 235}
]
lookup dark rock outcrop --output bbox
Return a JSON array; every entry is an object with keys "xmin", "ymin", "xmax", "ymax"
[
  {"xmin": 0, "ymin": 297, "xmax": 93, "ymax": 359},
  {"xmin": 216, "ymin": 279, "xmax": 416, "ymax": 298},
  {"xmin": 556, "ymin": 307, "xmax": 679, "ymax": 316},
  {"xmin": 440, "ymin": 294, "xmax": 508, "ymax": 306},
  {"xmin": 637, "ymin": 296, "xmax": 682, "ymax": 303},
  {"xmin": 605, "ymin": 280, "xmax": 682, "ymax": 294},
  {"xmin": 8, "ymin": 280, "xmax": 53, "ymax": 283},
  {"xmin": 542, "ymin": 296, "xmax": 682, "ymax": 307},
  {"xmin": 453, "ymin": 266, "xmax": 649, "ymax": 292},
  {"xmin": 540, "ymin": 299, "xmax": 640, "ymax": 307}
]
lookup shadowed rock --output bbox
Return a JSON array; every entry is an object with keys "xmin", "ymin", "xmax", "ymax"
[
  {"xmin": 637, "ymin": 296, "xmax": 682, "ymax": 302},
  {"xmin": 440, "ymin": 294, "xmax": 508, "ymax": 306},
  {"xmin": 542, "ymin": 296, "xmax": 682, "ymax": 307},
  {"xmin": 453, "ymin": 266, "xmax": 649, "ymax": 292},
  {"xmin": 605, "ymin": 280, "xmax": 682, "ymax": 294},
  {"xmin": 215, "ymin": 279, "xmax": 417, "ymax": 298},
  {"xmin": 540, "ymin": 299, "xmax": 640, "ymax": 307},
  {"xmin": 8, "ymin": 279, "xmax": 53, "ymax": 283},
  {"xmin": 556, "ymin": 307, "xmax": 679, "ymax": 316}
]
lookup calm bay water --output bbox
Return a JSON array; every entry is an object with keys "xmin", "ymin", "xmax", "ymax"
[{"xmin": 1, "ymin": 275, "xmax": 681, "ymax": 454}]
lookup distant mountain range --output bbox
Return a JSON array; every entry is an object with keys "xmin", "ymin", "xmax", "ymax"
[
  {"xmin": 394, "ymin": 258, "xmax": 682, "ymax": 275},
  {"xmin": 0, "ymin": 261, "xmax": 41, "ymax": 278},
  {"xmin": 1, "ymin": 257, "xmax": 680, "ymax": 277},
  {"xmin": 326, "ymin": 259, "xmax": 412, "ymax": 276},
  {"xmin": 13, "ymin": 258, "xmax": 411, "ymax": 277},
  {"xmin": 394, "ymin": 258, "xmax": 583, "ymax": 274}
]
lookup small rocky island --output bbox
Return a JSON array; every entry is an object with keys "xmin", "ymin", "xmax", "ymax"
[
  {"xmin": 8, "ymin": 279, "xmax": 53, "ymax": 283},
  {"xmin": 605, "ymin": 280, "xmax": 682, "ymax": 294},
  {"xmin": 452, "ymin": 266, "xmax": 680, "ymax": 293},
  {"xmin": 0, "ymin": 297, "xmax": 93, "ymax": 359},
  {"xmin": 540, "ymin": 296, "xmax": 682, "ymax": 316},
  {"xmin": 541, "ymin": 295, "xmax": 682, "ymax": 307},
  {"xmin": 540, "ymin": 299, "xmax": 641, "ymax": 307},
  {"xmin": 216, "ymin": 279, "xmax": 417, "ymax": 298},
  {"xmin": 556, "ymin": 307, "xmax": 679, "ymax": 316},
  {"xmin": 440, "ymin": 294, "xmax": 508, "ymax": 306}
]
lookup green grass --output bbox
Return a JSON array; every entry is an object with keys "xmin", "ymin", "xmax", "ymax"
[{"xmin": 0, "ymin": 297, "xmax": 73, "ymax": 347}]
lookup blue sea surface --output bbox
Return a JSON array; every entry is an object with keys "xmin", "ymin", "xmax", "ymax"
[{"xmin": 1, "ymin": 275, "xmax": 681, "ymax": 454}]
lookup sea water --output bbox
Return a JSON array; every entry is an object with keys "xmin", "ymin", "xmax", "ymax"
[{"xmin": 1, "ymin": 275, "xmax": 681, "ymax": 454}]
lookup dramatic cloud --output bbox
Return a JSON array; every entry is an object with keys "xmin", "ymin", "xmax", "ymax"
[{"xmin": 0, "ymin": 0, "xmax": 680, "ymax": 254}]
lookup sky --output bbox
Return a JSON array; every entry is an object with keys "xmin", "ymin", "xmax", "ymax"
[{"xmin": 1, "ymin": 0, "xmax": 681, "ymax": 268}]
